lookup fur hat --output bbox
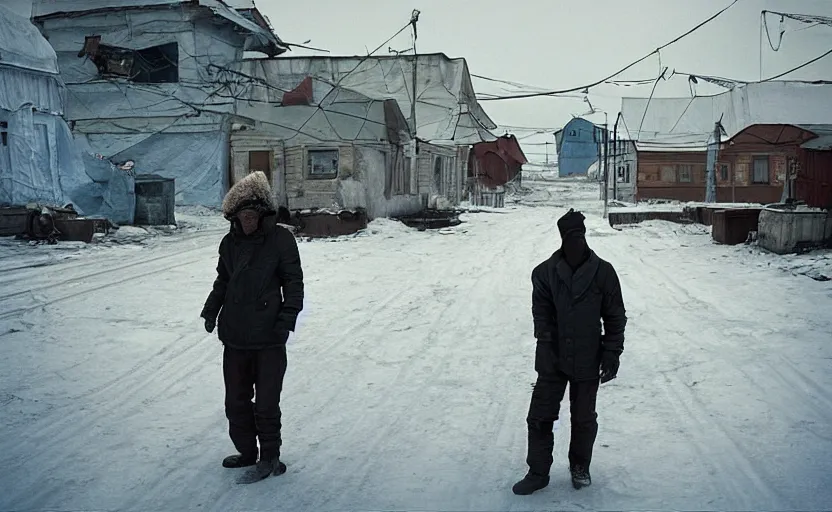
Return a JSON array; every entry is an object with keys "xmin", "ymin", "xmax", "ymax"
[
  {"xmin": 222, "ymin": 171, "xmax": 277, "ymax": 219},
  {"xmin": 557, "ymin": 208, "xmax": 586, "ymax": 239}
]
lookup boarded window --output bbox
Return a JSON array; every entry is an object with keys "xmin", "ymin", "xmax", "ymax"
[
  {"xmin": 752, "ymin": 156, "xmax": 769, "ymax": 184},
  {"xmin": 248, "ymin": 151, "xmax": 272, "ymax": 183},
  {"xmin": 660, "ymin": 165, "xmax": 675, "ymax": 182},
  {"xmin": 625, "ymin": 163, "xmax": 631, "ymax": 183},
  {"xmin": 308, "ymin": 149, "xmax": 338, "ymax": 179},
  {"xmin": 79, "ymin": 36, "xmax": 179, "ymax": 83},
  {"xmin": 679, "ymin": 164, "xmax": 693, "ymax": 183}
]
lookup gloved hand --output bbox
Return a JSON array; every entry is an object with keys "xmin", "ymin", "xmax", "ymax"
[
  {"xmin": 204, "ymin": 317, "xmax": 216, "ymax": 334},
  {"xmin": 600, "ymin": 350, "xmax": 620, "ymax": 383}
]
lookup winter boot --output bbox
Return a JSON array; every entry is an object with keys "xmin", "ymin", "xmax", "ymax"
[
  {"xmin": 236, "ymin": 456, "xmax": 287, "ymax": 484},
  {"xmin": 570, "ymin": 464, "xmax": 591, "ymax": 489},
  {"xmin": 222, "ymin": 452, "xmax": 258, "ymax": 469},
  {"xmin": 512, "ymin": 472, "xmax": 550, "ymax": 495}
]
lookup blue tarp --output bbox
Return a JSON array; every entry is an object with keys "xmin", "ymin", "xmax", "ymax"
[{"xmin": 0, "ymin": 4, "xmax": 137, "ymax": 224}]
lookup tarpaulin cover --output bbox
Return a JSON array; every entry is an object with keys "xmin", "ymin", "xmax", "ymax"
[
  {"xmin": 235, "ymin": 76, "xmax": 409, "ymax": 145},
  {"xmin": 0, "ymin": 5, "xmax": 137, "ymax": 224},
  {"xmin": 622, "ymin": 81, "xmax": 832, "ymax": 152},
  {"xmin": 0, "ymin": 3, "xmax": 59, "ymax": 74},
  {"xmin": 101, "ymin": 130, "xmax": 229, "ymax": 206},
  {"xmin": 237, "ymin": 54, "xmax": 497, "ymax": 145}
]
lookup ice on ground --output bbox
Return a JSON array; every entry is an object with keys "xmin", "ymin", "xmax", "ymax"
[{"xmin": 0, "ymin": 178, "xmax": 830, "ymax": 512}]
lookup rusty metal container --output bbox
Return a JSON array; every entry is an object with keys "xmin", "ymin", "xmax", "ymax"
[
  {"xmin": 712, "ymin": 208, "xmax": 762, "ymax": 245},
  {"xmin": 295, "ymin": 209, "xmax": 368, "ymax": 238}
]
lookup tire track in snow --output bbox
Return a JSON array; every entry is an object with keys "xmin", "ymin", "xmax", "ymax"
[
  {"xmin": 612, "ymin": 240, "xmax": 788, "ymax": 509},
  {"xmin": 765, "ymin": 357, "xmax": 832, "ymax": 423},
  {"xmin": 1, "ymin": 331, "xmax": 217, "ymax": 509},
  {"xmin": 296, "ymin": 218, "xmax": 520, "ymax": 510},
  {"xmin": 0, "ymin": 254, "xmax": 211, "ymax": 320},
  {"xmin": 0, "ymin": 229, "xmax": 222, "ymax": 285},
  {"xmin": 657, "ymin": 373, "xmax": 769, "ymax": 509},
  {"xmin": 0, "ymin": 232, "xmax": 220, "ymax": 319}
]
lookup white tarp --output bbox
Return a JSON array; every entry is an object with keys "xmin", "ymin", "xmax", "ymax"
[
  {"xmin": 235, "ymin": 76, "xmax": 406, "ymax": 144},
  {"xmin": 0, "ymin": 3, "xmax": 59, "ymax": 74},
  {"xmin": 237, "ymin": 54, "xmax": 498, "ymax": 145},
  {"xmin": 622, "ymin": 81, "xmax": 832, "ymax": 151}
]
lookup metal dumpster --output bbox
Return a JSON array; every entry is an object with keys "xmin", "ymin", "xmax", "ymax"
[
  {"xmin": 134, "ymin": 174, "xmax": 175, "ymax": 226},
  {"xmin": 712, "ymin": 208, "xmax": 762, "ymax": 245}
]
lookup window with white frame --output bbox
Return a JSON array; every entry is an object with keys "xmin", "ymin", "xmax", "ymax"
[
  {"xmin": 752, "ymin": 156, "xmax": 769, "ymax": 184},
  {"xmin": 307, "ymin": 149, "xmax": 339, "ymax": 179}
]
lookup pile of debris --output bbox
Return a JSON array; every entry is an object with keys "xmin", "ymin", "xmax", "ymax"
[{"xmin": 0, "ymin": 204, "xmax": 110, "ymax": 244}]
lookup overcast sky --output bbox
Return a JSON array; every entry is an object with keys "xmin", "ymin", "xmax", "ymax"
[
  {"xmin": 262, "ymin": 0, "xmax": 832, "ymax": 164},
  {"xmin": 7, "ymin": 0, "xmax": 831, "ymax": 164}
]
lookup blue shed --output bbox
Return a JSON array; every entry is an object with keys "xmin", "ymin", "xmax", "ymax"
[{"xmin": 554, "ymin": 117, "xmax": 601, "ymax": 177}]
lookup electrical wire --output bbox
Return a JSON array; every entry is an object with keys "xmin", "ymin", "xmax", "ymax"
[
  {"xmin": 290, "ymin": 20, "xmax": 414, "ymax": 140},
  {"xmin": 636, "ymin": 67, "xmax": 668, "ymax": 138},
  {"xmin": 477, "ymin": 0, "xmax": 742, "ymax": 101},
  {"xmin": 762, "ymin": 48, "xmax": 832, "ymax": 82}
]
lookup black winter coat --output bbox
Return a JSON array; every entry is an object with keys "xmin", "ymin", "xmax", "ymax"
[
  {"xmin": 201, "ymin": 215, "xmax": 304, "ymax": 349},
  {"xmin": 531, "ymin": 249, "xmax": 627, "ymax": 381}
]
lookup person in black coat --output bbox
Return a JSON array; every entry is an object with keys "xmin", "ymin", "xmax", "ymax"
[
  {"xmin": 513, "ymin": 208, "xmax": 627, "ymax": 495},
  {"xmin": 200, "ymin": 171, "xmax": 304, "ymax": 484}
]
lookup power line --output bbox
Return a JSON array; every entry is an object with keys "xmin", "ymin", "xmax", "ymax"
[
  {"xmin": 634, "ymin": 67, "xmax": 669, "ymax": 139},
  {"xmin": 763, "ymin": 48, "xmax": 832, "ymax": 81},
  {"xmin": 472, "ymin": 74, "xmax": 656, "ymax": 92},
  {"xmin": 478, "ymin": 0, "xmax": 742, "ymax": 101},
  {"xmin": 673, "ymin": 48, "xmax": 832, "ymax": 88},
  {"xmin": 292, "ymin": 18, "xmax": 414, "ymax": 139}
]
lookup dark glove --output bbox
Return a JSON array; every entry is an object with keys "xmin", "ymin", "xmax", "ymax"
[
  {"xmin": 600, "ymin": 350, "xmax": 620, "ymax": 383},
  {"xmin": 204, "ymin": 317, "xmax": 216, "ymax": 334}
]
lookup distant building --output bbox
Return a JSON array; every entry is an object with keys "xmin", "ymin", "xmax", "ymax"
[
  {"xmin": 467, "ymin": 134, "xmax": 527, "ymax": 188},
  {"xmin": 621, "ymin": 81, "xmax": 832, "ymax": 208},
  {"xmin": 554, "ymin": 117, "xmax": 604, "ymax": 177}
]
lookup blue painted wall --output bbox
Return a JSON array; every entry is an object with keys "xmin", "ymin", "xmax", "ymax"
[{"xmin": 555, "ymin": 117, "xmax": 600, "ymax": 177}]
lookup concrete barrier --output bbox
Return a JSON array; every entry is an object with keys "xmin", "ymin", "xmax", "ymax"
[{"xmin": 757, "ymin": 206, "xmax": 832, "ymax": 254}]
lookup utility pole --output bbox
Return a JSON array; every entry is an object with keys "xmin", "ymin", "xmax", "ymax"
[
  {"xmin": 409, "ymin": 9, "xmax": 420, "ymax": 138},
  {"xmin": 545, "ymin": 141, "xmax": 550, "ymax": 167},
  {"xmin": 603, "ymin": 122, "xmax": 609, "ymax": 218},
  {"xmin": 612, "ymin": 114, "xmax": 619, "ymax": 202},
  {"xmin": 705, "ymin": 121, "xmax": 720, "ymax": 203}
]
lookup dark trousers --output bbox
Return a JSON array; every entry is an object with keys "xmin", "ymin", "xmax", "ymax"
[
  {"xmin": 525, "ymin": 368, "xmax": 600, "ymax": 476},
  {"xmin": 223, "ymin": 345, "xmax": 287, "ymax": 460}
]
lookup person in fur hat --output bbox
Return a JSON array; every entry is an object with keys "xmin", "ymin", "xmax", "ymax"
[
  {"xmin": 200, "ymin": 171, "xmax": 304, "ymax": 484},
  {"xmin": 512, "ymin": 208, "xmax": 627, "ymax": 496}
]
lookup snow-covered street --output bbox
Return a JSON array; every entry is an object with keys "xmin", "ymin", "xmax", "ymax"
[{"xmin": 1, "ymin": 179, "xmax": 831, "ymax": 512}]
